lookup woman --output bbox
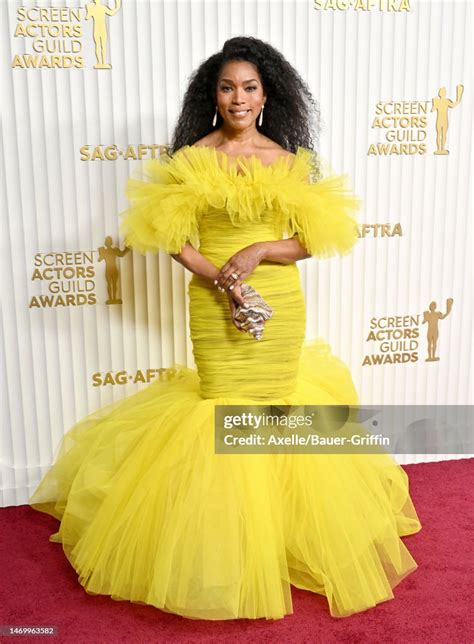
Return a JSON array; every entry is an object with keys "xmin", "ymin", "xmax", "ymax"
[{"xmin": 29, "ymin": 36, "xmax": 422, "ymax": 621}]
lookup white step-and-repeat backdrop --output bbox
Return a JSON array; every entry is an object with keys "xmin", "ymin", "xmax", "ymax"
[{"xmin": 1, "ymin": 0, "xmax": 472, "ymax": 506}]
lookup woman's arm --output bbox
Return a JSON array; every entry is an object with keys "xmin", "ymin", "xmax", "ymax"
[
  {"xmin": 256, "ymin": 236, "xmax": 311, "ymax": 263},
  {"xmin": 170, "ymin": 242, "xmax": 218, "ymax": 282},
  {"xmin": 215, "ymin": 235, "xmax": 311, "ymax": 291},
  {"xmin": 170, "ymin": 243, "xmax": 247, "ymax": 305}
]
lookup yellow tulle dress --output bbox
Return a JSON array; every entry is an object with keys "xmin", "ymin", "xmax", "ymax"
[{"xmin": 29, "ymin": 145, "xmax": 422, "ymax": 620}]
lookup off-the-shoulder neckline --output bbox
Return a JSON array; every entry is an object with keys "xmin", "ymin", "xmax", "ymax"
[{"xmin": 173, "ymin": 144, "xmax": 313, "ymax": 175}]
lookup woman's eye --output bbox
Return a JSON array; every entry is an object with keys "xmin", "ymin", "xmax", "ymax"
[{"xmin": 220, "ymin": 86, "xmax": 258, "ymax": 92}]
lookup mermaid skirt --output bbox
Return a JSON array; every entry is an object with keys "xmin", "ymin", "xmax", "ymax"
[{"xmin": 29, "ymin": 263, "xmax": 422, "ymax": 620}]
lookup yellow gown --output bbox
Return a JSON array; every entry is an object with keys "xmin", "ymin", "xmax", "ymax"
[{"xmin": 29, "ymin": 145, "xmax": 422, "ymax": 620}]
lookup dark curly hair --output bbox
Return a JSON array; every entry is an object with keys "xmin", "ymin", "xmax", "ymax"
[{"xmin": 169, "ymin": 36, "xmax": 323, "ymax": 159}]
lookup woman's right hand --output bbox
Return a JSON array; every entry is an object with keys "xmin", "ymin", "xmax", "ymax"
[
  {"xmin": 225, "ymin": 283, "xmax": 248, "ymax": 333},
  {"xmin": 225, "ymin": 281, "xmax": 246, "ymax": 306}
]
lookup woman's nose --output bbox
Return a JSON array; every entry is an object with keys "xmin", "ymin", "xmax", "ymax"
[{"xmin": 232, "ymin": 88, "xmax": 246, "ymax": 103}]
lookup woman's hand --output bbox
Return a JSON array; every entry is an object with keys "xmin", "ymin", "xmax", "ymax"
[
  {"xmin": 214, "ymin": 243, "xmax": 266, "ymax": 292},
  {"xmin": 226, "ymin": 284, "xmax": 249, "ymax": 333}
]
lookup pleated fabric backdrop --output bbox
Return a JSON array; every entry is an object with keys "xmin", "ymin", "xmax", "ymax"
[{"xmin": 1, "ymin": 0, "xmax": 472, "ymax": 506}]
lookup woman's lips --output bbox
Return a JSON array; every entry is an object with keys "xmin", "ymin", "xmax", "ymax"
[{"xmin": 229, "ymin": 109, "xmax": 251, "ymax": 117}]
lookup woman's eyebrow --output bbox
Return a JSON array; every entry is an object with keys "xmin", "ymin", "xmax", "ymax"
[{"xmin": 219, "ymin": 78, "xmax": 259, "ymax": 83}]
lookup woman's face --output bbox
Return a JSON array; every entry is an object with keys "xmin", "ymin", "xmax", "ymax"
[{"xmin": 215, "ymin": 60, "xmax": 266, "ymax": 130}]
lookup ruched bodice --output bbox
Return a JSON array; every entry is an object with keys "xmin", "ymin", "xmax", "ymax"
[
  {"xmin": 118, "ymin": 144, "xmax": 363, "ymax": 398},
  {"xmin": 197, "ymin": 205, "xmax": 280, "ymax": 265}
]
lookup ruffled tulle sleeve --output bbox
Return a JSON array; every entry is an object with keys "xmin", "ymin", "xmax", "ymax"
[
  {"xmin": 118, "ymin": 145, "xmax": 362, "ymax": 258},
  {"xmin": 118, "ymin": 151, "xmax": 203, "ymax": 255},
  {"xmin": 273, "ymin": 149, "xmax": 363, "ymax": 259}
]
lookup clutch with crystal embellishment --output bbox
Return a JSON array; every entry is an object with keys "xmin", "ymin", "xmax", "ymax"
[{"xmin": 233, "ymin": 283, "xmax": 273, "ymax": 341}]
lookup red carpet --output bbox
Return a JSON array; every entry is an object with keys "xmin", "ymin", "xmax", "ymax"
[{"xmin": 1, "ymin": 458, "xmax": 472, "ymax": 643}]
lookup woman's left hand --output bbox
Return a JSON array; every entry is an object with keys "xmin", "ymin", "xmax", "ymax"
[{"xmin": 214, "ymin": 243, "xmax": 266, "ymax": 292}]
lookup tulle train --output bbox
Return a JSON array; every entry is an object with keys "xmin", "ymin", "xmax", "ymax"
[{"xmin": 29, "ymin": 339, "xmax": 422, "ymax": 620}]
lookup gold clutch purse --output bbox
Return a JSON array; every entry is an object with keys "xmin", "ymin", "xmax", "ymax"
[{"xmin": 233, "ymin": 283, "xmax": 273, "ymax": 340}]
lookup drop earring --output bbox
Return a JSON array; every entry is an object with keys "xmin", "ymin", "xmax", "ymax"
[
  {"xmin": 212, "ymin": 106, "xmax": 218, "ymax": 127},
  {"xmin": 258, "ymin": 105, "xmax": 264, "ymax": 127}
]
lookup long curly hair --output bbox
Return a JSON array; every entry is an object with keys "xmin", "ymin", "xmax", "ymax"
[{"xmin": 169, "ymin": 36, "xmax": 323, "ymax": 160}]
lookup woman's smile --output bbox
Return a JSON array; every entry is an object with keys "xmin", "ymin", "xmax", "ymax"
[{"xmin": 229, "ymin": 108, "xmax": 251, "ymax": 118}]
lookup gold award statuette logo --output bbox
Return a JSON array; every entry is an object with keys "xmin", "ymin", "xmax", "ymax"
[
  {"xmin": 85, "ymin": 0, "xmax": 121, "ymax": 69},
  {"xmin": 368, "ymin": 84, "xmax": 464, "ymax": 156},
  {"xmin": 363, "ymin": 297, "xmax": 454, "ymax": 366},
  {"xmin": 98, "ymin": 235, "xmax": 130, "ymax": 304},
  {"xmin": 432, "ymin": 86, "xmax": 464, "ymax": 155},
  {"xmin": 29, "ymin": 235, "xmax": 129, "ymax": 308},
  {"xmin": 422, "ymin": 298, "xmax": 454, "ymax": 362},
  {"xmin": 12, "ymin": 2, "xmax": 121, "ymax": 69}
]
